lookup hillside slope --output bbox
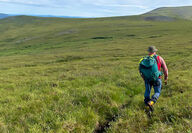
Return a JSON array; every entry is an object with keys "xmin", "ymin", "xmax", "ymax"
[
  {"xmin": 144, "ymin": 6, "xmax": 192, "ymax": 20},
  {"xmin": 0, "ymin": 16, "xmax": 191, "ymax": 132}
]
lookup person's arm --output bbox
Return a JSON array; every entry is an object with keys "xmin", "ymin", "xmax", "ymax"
[{"xmin": 159, "ymin": 56, "xmax": 168, "ymax": 84}]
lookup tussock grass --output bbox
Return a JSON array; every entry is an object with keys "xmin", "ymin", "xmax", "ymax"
[{"xmin": 0, "ymin": 16, "xmax": 191, "ymax": 132}]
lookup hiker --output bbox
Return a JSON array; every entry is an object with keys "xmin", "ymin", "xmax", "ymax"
[{"xmin": 139, "ymin": 46, "xmax": 168, "ymax": 110}]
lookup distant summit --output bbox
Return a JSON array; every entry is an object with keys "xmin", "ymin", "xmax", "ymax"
[{"xmin": 143, "ymin": 6, "xmax": 192, "ymax": 20}]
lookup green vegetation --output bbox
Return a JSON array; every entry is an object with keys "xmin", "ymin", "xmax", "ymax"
[
  {"xmin": 0, "ymin": 14, "xmax": 191, "ymax": 133},
  {"xmin": 144, "ymin": 6, "xmax": 192, "ymax": 20}
]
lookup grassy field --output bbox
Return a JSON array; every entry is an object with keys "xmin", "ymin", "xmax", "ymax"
[
  {"xmin": 144, "ymin": 6, "xmax": 192, "ymax": 20},
  {"xmin": 0, "ymin": 16, "xmax": 191, "ymax": 132}
]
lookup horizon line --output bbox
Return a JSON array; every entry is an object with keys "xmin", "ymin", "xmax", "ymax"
[{"xmin": 1, "ymin": 5, "xmax": 192, "ymax": 18}]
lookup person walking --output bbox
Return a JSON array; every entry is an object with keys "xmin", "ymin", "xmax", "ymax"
[{"xmin": 139, "ymin": 46, "xmax": 168, "ymax": 111}]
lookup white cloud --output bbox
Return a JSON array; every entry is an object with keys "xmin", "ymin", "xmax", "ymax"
[
  {"xmin": 94, "ymin": 4, "xmax": 147, "ymax": 9},
  {"xmin": 0, "ymin": 0, "xmax": 40, "ymax": 4},
  {"xmin": 0, "ymin": 0, "xmax": 146, "ymax": 9},
  {"xmin": 0, "ymin": 0, "xmax": 71, "ymax": 8}
]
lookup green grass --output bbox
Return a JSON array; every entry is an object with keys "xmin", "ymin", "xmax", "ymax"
[
  {"xmin": 144, "ymin": 6, "xmax": 192, "ymax": 20},
  {"xmin": 0, "ymin": 16, "xmax": 191, "ymax": 132}
]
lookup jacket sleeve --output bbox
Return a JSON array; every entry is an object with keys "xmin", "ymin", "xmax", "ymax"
[{"xmin": 159, "ymin": 56, "xmax": 168, "ymax": 80}]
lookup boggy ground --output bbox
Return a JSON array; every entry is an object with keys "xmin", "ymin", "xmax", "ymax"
[{"xmin": 0, "ymin": 16, "xmax": 191, "ymax": 132}]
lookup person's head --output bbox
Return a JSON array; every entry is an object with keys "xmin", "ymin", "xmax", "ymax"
[{"xmin": 148, "ymin": 46, "xmax": 158, "ymax": 54}]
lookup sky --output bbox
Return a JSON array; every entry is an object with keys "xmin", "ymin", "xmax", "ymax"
[{"xmin": 0, "ymin": 0, "xmax": 192, "ymax": 17}]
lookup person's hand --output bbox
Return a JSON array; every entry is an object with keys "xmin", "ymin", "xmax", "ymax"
[{"xmin": 164, "ymin": 79, "xmax": 168, "ymax": 85}]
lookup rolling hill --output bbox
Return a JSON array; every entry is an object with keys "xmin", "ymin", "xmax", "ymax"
[
  {"xmin": 0, "ymin": 6, "xmax": 191, "ymax": 133},
  {"xmin": 143, "ymin": 6, "xmax": 192, "ymax": 20}
]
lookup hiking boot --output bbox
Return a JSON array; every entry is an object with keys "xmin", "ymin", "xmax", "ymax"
[
  {"xmin": 148, "ymin": 101, "xmax": 154, "ymax": 106},
  {"xmin": 147, "ymin": 101, "xmax": 154, "ymax": 112},
  {"xmin": 144, "ymin": 98, "xmax": 151, "ymax": 106}
]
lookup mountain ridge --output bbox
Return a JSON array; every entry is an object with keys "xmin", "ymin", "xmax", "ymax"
[
  {"xmin": 143, "ymin": 6, "xmax": 192, "ymax": 20},
  {"xmin": 0, "ymin": 13, "xmax": 81, "ymax": 19}
]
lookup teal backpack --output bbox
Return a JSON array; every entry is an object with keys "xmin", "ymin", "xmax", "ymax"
[{"xmin": 139, "ymin": 55, "xmax": 162, "ymax": 81}]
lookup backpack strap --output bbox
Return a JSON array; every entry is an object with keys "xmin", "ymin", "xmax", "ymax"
[
  {"xmin": 153, "ymin": 54, "xmax": 159, "ymax": 63},
  {"xmin": 154, "ymin": 54, "xmax": 162, "ymax": 71},
  {"xmin": 139, "ymin": 57, "xmax": 144, "ymax": 64}
]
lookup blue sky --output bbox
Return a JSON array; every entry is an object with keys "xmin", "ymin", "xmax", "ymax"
[{"xmin": 0, "ymin": 0, "xmax": 192, "ymax": 17}]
